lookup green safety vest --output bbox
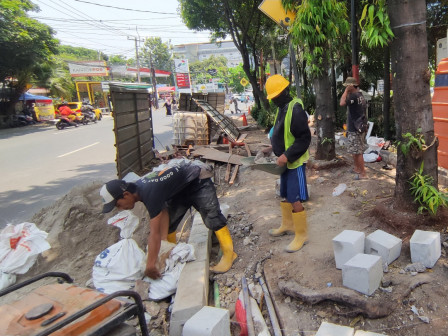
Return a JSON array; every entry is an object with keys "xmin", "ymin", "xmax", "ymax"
[{"xmin": 274, "ymin": 98, "xmax": 310, "ymax": 169}]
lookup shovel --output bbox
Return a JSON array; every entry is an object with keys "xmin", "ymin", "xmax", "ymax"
[{"xmin": 240, "ymin": 156, "xmax": 286, "ymax": 175}]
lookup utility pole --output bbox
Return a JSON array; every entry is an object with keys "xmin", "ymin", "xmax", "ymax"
[
  {"xmin": 150, "ymin": 52, "xmax": 159, "ymax": 109},
  {"xmin": 128, "ymin": 35, "xmax": 144, "ymax": 83}
]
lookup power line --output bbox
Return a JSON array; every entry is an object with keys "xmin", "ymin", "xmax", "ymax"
[
  {"xmin": 73, "ymin": 0, "xmax": 176, "ymax": 14},
  {"xmin": 31, "ymin": 15, "xmax": 179, "ymax": 21}
]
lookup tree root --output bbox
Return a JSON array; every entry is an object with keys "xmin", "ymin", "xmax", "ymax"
[
  {"xmin": 278, "ymin": 280, "xmax": 393, "ymax": 318},
  {"xmin": 278, "ymin": 276, "xmax": 431, "ymax": 319}
]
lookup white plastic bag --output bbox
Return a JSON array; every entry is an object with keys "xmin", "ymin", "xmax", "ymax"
[
  {"xmin": 332, "ymin": 183, "xmax": 347, "ymax": 197},
  {"xmin": 0, "ymin": 222, "xmax": 51, "ymax": 289},
  {"xmin": 147, "ymin": 242, "xmax": 195, "ymax": 300},
  {"xmin": 92, "ymin": 211, "xmax": 145, "ymax": 294}
]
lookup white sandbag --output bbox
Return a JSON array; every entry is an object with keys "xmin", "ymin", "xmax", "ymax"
[
  {"xmin": 92, "ymin": 211, "xmax": 145, "ymax": 294},
  {"xmin": 0, "ymin": 222, "xmax": 51, "ymax": 273},
  {"xmin": 363, "ymin": 152, "xmax": 379, "ymax": 163},
  {"xmin": 0, "ymin": 222, "xmax": 50, "ymax": 290},
  {"xmin": 146, "ymin": 242, "xmax": 195, "ymax": 300},
  {"xmin": 0, "ymin": 272, "xmax": 16, "ymax": 290}
]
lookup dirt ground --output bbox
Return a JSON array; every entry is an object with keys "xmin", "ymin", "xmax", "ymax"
[{"xmin": 4, "ymin": 122, "xmax": 448, "ymax": 336}]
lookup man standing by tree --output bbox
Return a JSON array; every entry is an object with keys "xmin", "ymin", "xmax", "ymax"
[
  {"xmin": 266, "ymin": 75, "xmax": 311, "ymax": 253},
  {"xmin": 340, "ymin": 77, "xmax": 367, "ymax": 180}
]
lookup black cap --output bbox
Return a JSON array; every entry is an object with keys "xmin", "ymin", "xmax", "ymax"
[{"xmin": 100, "ymin": 180, "xmax": 128, "ymax": 213}]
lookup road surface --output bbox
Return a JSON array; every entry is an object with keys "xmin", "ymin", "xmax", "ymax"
[{"xmin": 0, "ymin": 108, "xmax": 174, "ymax": 227}]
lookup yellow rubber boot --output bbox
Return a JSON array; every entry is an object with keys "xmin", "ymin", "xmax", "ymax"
[
  {"xmin": 167, "ymin": 232, "xmax": 177, "ymax": 244},
  {"xmin": 269, "ymin": 202, "xmax": 294, "ymax": 237},
  {"xmin": 210, "ymin": 226, "xmax": 237, "ymax": 273},
  {"xmin": 285, "ymin": 210, "xmax": 308, "ymax": 253}
]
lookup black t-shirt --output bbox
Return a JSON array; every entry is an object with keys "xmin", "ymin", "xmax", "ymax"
[
  {"xmin": 136, "ymin": 164, "xmax": 201, "ymax": 218},
  {"xmin": 271, "ymin": 101, "xmax": 311, "ymax": 163},
  {"xmin": 346, "ymin": 91, "xmax": 367, "ymax": 132}
]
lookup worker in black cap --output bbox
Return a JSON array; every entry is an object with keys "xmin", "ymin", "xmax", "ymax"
[{"xmin": 100, "ymin": 163, "xmax": 237, "ymax": 279}]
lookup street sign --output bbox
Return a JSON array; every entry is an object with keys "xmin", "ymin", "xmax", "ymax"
[
  {"xmin": 240, "ymin": 78, "xmax": 249, "ymax": 87},
  {"xmin": 68, "ymin": 61, "xmax": 108, "ymax": 77},
  {"xmin": 258, "ymin": 0, "xmax": 296, "ymax": 30}
]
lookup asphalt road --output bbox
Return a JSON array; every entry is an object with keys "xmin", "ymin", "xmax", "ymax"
[{"xmin": 0, "ymin": 109, "xmax": 174, "ymax": 227}]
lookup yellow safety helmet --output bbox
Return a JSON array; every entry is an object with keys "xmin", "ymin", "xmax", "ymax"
[{"xmin": 265, "ymin": 74, "xmax": 290, "ymax": 99}]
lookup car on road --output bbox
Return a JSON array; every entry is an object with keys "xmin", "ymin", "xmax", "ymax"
[{"xmin": 55, "ymin": 102, "xmax": 102, "ymax": 120}]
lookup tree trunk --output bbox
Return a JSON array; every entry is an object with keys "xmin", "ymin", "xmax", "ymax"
[
  {"xmin": 388, "ymin": 0, "xmax": 438, "ymax": 206},
  {"xmin": 314, "ymin": 50, "xmax": 336, "ymax": 160},
  {"xmin": 383, "ymin": 46, "xmax": 391, "ymax": 140}
]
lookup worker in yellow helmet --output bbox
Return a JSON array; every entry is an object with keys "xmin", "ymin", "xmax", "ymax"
[{"xmin": 265, "ymin": 74, "xmax": 311, "ymax": 252}]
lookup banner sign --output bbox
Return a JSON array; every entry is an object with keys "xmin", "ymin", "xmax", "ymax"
[
  {"xmin": 174, "ymin": 59, "xmax": 189, "ymax": 73},
  {"xmin": 68, "ymin": 61, "xmax": 108, "ymax": 77},
  {"xmin": 176, "ymin": 73, "xmax": 191, "ymax": 88}
]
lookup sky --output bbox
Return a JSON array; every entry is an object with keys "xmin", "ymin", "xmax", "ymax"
[{"xmin": 30, "ymin": 0, "xmax": 213, "ymax": 58}]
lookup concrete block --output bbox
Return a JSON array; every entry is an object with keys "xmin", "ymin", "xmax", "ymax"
[
  {"xmin": 410, "ymin": 230, "xmax": 441, "ymax": 268},
  {"xmin": 343, "ymin": 253, "xmax": 383, "ymax": 295},
  {"xmin": 315, "ymin": 322, "xmax": 354, "ymax": 336},
  {"xmin": 365, "ymin": 230, "xmax": 402, "ymax": 269},
  {"xmin": 354, "ymin": 330, "xmax": 388, "ymax": 336},
  {"xmin": 332, "ymin": 230, "xmax": 365, "ymax": 269},
  {"xmin": 170, "ymin": 213, "xmax": 210, "ymax": 336},
  {"xmin": 182, "ymin": 306, "xmax": 230, "ymax": 336}
]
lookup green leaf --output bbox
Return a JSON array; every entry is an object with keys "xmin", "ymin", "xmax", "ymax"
[
  {"xmin": 360, "ymin": 4, "xmax": 368, "ymax": 26},
  {"xmin": 377, "ymin": 10, "xmax": 384, "ymax": 25},
  {"xmin": 368, "ymin": 5, "xmax": 375, "ymax": 23}
]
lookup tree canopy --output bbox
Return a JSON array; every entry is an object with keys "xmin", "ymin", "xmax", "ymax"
[
  {"xmin": 140, "ymin": 37, "xmax": 173, "ymax": 71},
  {"xmin": 0, "ymin": 0, "xmax": 58, "ymax": 115}
]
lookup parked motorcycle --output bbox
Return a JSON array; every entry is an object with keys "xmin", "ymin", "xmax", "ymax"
[{"xmin": 55, "ymin": 115, "xmax": 79, "ymax": 130}]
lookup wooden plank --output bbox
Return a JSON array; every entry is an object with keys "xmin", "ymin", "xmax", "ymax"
[
  {"xmin": 237, "ymin": 133, "xmax": 248, "ymax": 142},
  {"xmin": 244, "ymin": 144, "xmax": 252, "ymax": 157},
  {"xmin": 225, "ymin": 163, "xmax": 231, "ymax": 182},
  {"xmin": 192, "ymin": 147, "xmax": 244, "ymax": 165},
  {"xmin": 229, "ymin": 165, "xmax": 239, "ymax": 184}
]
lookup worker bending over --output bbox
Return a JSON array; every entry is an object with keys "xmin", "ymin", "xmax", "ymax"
[{"xmin": 100, "ymin": 162, "xmax": 237, "ymax": 279}]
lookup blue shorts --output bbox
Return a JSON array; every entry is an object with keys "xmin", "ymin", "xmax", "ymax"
[{"xmin": 280, "ymin": 164, "xmax": 308, "ymax": 203}]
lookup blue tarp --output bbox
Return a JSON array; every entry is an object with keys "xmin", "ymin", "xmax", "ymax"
[{"xmin": 19, "ymin": 92, "xmax": 53, "ymax": 101}]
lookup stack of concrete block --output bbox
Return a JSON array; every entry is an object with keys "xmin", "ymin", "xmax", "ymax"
[
  {"xmin": 182, "ymin": 306, "xmax": 230, "ymax": 336},
  {"xmin": 365, "ymin": 230, "xmax": 402, "ymax": 271},
  {"xmin": 315, "ymin": 322, "xmax": 388, "ymax": 336},
  {"xmin": 332, "ymin": 230, "xmax": 365, "ymax": 269},
  {"xmin": 410, "ymin": 230, "xmax": 441, "ymax": 268}
]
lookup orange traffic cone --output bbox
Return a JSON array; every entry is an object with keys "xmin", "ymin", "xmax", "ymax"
[
  {"xmin": 242, "ymin": 113, "xmax": 248, "ymax": 126},
  {"xmin": 248, "ymin": 106, "xmax": 251, "ymax": 115}
]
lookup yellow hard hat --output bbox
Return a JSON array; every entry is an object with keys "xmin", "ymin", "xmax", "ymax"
[{"xmin": 265, "ymin": 74, "xmax": 290, "ymax": 99}]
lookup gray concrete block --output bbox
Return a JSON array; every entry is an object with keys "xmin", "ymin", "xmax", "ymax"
[
  {"xmin": 182, "ymin": 306, "xmax": 230, "ymax": 336},
  {"xmin": 170, "ymin": 212, "xmax": 210, "ymax": 336},
  {"xmin": 315, "ymin": 322, "xmax": 354, "ymax": 336},
  {"xmin": 333, "ymin": 230, "xmax": 365, "ymax": 269},
  {"xmin": 343, "ymin": 253, "xmax": 383, "ymax": 295},
  {"xmin": 354, "ymin": 330, "xmax": 388, "ymax": 336},
  {"xmin": 169, "ymin": 261, "xmax": 209, "ymax": 336},
  {"xmin": 410, "ymin": 230, "xmax": 441, "ymax": 268},
  {"xmin": 365, "ymin": 230, "xmax": 402, "ymax": 269}
]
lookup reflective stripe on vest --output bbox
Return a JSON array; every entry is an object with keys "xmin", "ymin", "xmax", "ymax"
[{"xmin": 274, "ymin": 98, "xmax": 309, "ymax": 169}]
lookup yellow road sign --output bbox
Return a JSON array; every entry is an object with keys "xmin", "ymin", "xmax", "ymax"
[
  {"xmin": 258, "ymin": 0, "xmax": 296, "ymax": 30},
  {"xmin": 240, "ymin": 78, "xmax": 249, "ymax": 87}
]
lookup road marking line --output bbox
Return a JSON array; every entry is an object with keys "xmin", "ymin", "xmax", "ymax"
[{"xmin": 58, "ymin": 142, "xmax": 100, "ymax": 158}]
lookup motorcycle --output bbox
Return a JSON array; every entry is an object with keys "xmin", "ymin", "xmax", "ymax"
[
  {"xmin": 81, "ymin": 106, "xmax": 97, "ymax": 124},
  {"xmin": 55, "ymin": 115, "xmax": 79, "ymax": 130}
]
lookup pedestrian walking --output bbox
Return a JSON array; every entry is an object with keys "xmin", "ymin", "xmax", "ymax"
[
  {"xmin": 100, "ymin": 161, "xmax": 237, "ymax": 279},
  {"xmin": 232, "ymin": 96, "xmax": 242, "ymax": 113},
  {"xmin": 163, "ymin": 98, "xmax": 172, "ymax": 116},
  {"xmin": 340, "ymin": 77, "xmax": 368, "ymax": 180},
  {"xmin": 265, "ymin": 74, "xmax": 311, "ymax": 253}
]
